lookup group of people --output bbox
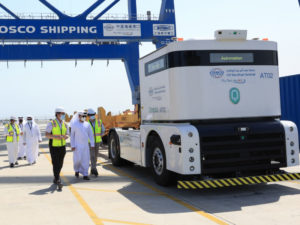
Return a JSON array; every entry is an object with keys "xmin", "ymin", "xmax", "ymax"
[
  {"xmin": 45, "ymin": 107, "xmax": 105, "ymax": 186},
  {"xmin": 4, "ymin": 107, "xmax": 105, "ymax": 186},
  {"xmin": 4, "ymin": 116, "xmax": 42, "ymax": 168}
]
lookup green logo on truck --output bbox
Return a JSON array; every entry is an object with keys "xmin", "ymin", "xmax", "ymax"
[{"xmin": 230, "ymin": 88, "xmax": 240, "ymax": 104}]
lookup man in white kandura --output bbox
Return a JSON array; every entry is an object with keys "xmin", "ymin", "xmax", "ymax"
[
  {"xmin": 71, "ymin": 111, "xmax": 95, "ymax": 180},
  {"xmin": 23, "ymin": 116, "xmax": 42, "ymax": 165},
  {"xmin": 17, "ymin": 117, "xmax": 26, "ymax": 160}
]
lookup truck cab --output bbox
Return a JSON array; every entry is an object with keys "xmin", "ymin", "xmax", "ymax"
[{"xmin": 108, "ymin": 30, "xmax": 300, "ymax": 186}]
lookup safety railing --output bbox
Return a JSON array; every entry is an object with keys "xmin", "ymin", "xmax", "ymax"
[{"xmin": 0, "ymin": 12, "xmax": 159, "ymax": 20}]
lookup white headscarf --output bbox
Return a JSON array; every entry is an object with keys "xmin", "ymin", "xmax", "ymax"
[
  {"xmin": 70, "ymin": 111, "xmax": 84, "ymax": 127},
  {"xmin": 26, "ymin": 115, "xmax": 36, "ymax": 125}
]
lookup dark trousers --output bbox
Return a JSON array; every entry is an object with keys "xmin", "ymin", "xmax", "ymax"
[{"xmin": 49, "ymin": 146, "xmax": 66, "ymax": 181}]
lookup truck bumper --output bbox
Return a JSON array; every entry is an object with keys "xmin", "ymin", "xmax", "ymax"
[{"xmin": 177, "ymin": 172, "xmax": 300, "ymax": 189}]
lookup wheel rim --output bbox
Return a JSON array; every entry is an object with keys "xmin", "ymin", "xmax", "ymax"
[
  {"xmin": 152, "ymin": 147, "xmax": 164, "ymax": 175},
  {"xmin": 110, "ymin": 138, "xmax": 117, "ymax": 159}
]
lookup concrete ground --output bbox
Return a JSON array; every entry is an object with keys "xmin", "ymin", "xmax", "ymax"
[{"xmin": 1, "ymin": 123, "xmax": 300, "ymax": 225}]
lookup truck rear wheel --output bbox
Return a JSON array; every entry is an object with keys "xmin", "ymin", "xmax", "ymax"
[
  {"xmin": 149, "ymin": 135, "xmax": 173, "ymax": 186},
  {"xmin": 109, "ymin": 131, "xmax": 123, "ymax": 166}
]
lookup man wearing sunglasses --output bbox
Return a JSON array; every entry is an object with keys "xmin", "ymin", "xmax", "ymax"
[
  {"xmin": 46, "ymin": 107, "xmax": 69, "ymax": 187},
  {"xmin": 71, "ymin": 111, "xmax": 95, "ymax": 180}
]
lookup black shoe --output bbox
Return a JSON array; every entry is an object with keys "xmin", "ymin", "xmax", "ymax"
[
  {"xmin": 17, "ymin": 157, "xmax": 22, "ymax": 160},
  {"xmin": 15, "ymin": 161, "xmax": 19, "ymax": 165},
  {"xmin": 53, "ymin": 178, "xmax": 61, "ymax": 184},
  {"xmin": 83, "ymin": 176, "xmax": 90, "ymax": 180},
  {"xmin": 75, "ymin": 172, "xmax": 79, "ymax": 178},
  {"xmin": 10, "ymin": 163, "xmax": 14, "ymax": 168},
  {"xmin": 93, "ymin": 169, "xmax": 98, "ymax": 177},
  {"xmin": 23, "ymin": 156, "xmax": 26, "ymax": 160},
  {"xmin": 90, "ymin": 169, "xmax": 96, "ymax": 175},
  {"xmin": 57, "ymin": 181, "xmax": 63, "ymax": 190}
]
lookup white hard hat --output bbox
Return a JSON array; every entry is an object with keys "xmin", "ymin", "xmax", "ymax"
[
  {"xmin": 10, "ymin": 116, "xmax": 17, "ymax": 120},
  {"xmin": 87, "ymin": 108, "xmax": 96, "ymax": 115},
  {"xmin": 55, "ymin": 107, "xmax": 65, "ymax": 114}
]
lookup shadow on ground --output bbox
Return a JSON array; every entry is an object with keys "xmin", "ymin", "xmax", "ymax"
[{"xmin": 30, "ymin": 184, "xmax": 58, "ymax": 195}]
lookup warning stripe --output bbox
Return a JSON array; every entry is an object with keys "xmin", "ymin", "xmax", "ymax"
[
  {"xmin": 200, "ymin": 181, "xmax": 210, "ymax": 188},
  {"xmin": 288, "ymin": 174, "xmax": 298, "ymax": 180},
  {"xmin": 239, "ymin": 178, "xmax": 249, "ymax": 185},
  {"xmin": 245, "ymin": 177, "xmax": 255, "ymax": 184},
  {"xmin": 233, "ymin": 178, "xmax": 243, "ymax": 185},
  {"xmin": 225, "ymin": 179, "xmax": 236, "ymax": 186},
  {"xmin": 258, "ymin": 176, "xmax": 268, "ymax": 183},
  {"xmin": 270, "ymin": 175, "xmax": 279, "ymax": 182},
  {"xmin": 251, "ymin": 176, "xmax": 262, "ymax": 183},
  {"xmin": 207, "ymin": 180, "xmax": 217, "ymax": 188},
  {"xmin": 219, "ymin": 179, "xmax": 230, "ymax": 187},
  {"xmin": 178, "ymin": 173, "xmax": 300, "ymax": 189},
  {"xmin": 276, "ymin": 174, "xmax": 285, "ymax": 181},
  {"xmin": 186, "ymin": 181, "xmax": 197, "ymax": 189},
  {"xmin": 192, "ymin": 181, "xmax": 204, "ymax": 189},
  {"xmin": 213, "ymin": 180, "xmax": 224, "ymax": 187},
  {"xmin": 282, "ymin": 174, "xmax": 292, "ymax": 180},
  {"xmin": 178, "ymin": 181, "xmax": 189, "ymax": 189}
]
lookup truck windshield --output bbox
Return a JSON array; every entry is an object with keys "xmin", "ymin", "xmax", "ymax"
[
  {"xmin": 145, "ymin": 50, "xmax": 278, "ymax": 76},
  {"xmin": 168, "ymin": 50, "xmax": 277, "ymax": 67}
]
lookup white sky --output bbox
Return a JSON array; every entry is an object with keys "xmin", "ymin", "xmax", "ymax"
[{"xmin": 0, "ymin": 0, "xmax": 299, "ymax": 119}]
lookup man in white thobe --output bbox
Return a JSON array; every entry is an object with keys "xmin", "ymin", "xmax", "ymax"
[
  {"xmin": 23, "ymin": 116, "xmax": 42, "ymax": 165},
  {"xmin": 71, "ymin": 112, "xmax": 95, "ymax": 180},
  {"xmin": 17, "ymin": 117, "xmax": 26, "ymax": 160}
]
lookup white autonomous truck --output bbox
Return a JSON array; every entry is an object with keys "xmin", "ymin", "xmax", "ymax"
[{"xmin": 108, "ymin": 30, "xmax": 300, "ymax": 187}]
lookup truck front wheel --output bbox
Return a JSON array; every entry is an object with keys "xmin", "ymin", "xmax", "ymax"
[
  {"xmin": 149, "ymin": 136, "xmax": 173, "ymax": 186},
  {"xmin": 109, "ymin": 131, "xmax": 123, "ymax": 166}
]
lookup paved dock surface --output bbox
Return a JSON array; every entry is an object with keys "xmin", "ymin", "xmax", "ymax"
[{"xmin": 1, "ymin": 123, "xmax": 300, "ymax": 225}]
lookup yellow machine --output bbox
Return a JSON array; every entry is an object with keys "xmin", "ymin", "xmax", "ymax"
[{"xmin": 98, "ymin": 105, "xmax": 140, "ymax": 138}]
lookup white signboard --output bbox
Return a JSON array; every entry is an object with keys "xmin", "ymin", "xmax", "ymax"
[
  {"xmin": 153, "ymin": 24, "xmax": 175, "ymax": 36},
  {"xmin": 103, "ymin": 23, "xmax": 141, "ymax": 37}
]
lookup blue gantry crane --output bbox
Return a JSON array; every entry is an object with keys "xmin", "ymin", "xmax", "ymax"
[{"xmin": 0, "ymin": 0, "xmax": 176, "ymax": 104}]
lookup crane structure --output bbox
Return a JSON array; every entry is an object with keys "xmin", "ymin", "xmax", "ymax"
[{"xmin": 0, "ymin": 0, "xmax": 176, "ymax": 104}]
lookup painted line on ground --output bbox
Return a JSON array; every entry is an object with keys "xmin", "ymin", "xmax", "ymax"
[
  {"xmin": 41, "ymin": 148, "xmax": 152, "ymax": 225},
  {"xmin": 41, "ymin": 148, "xmax": 104, "ymax": 225},
  {"xmin": 75, "ymin": 186, "xmax": 161, "ymax": 196},
  {"xmin": 99, "ymin": 160, "xmax": 230, "ymax": 225}
]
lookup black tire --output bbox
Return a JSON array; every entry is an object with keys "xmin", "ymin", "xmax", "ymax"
[
  {"xmin": 148, "ymin": 135, "xmax": 173, "ymax": 186},
  {"xmin": 108, "ymin": 131, "xmax": 123, "ymax": 166}
]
